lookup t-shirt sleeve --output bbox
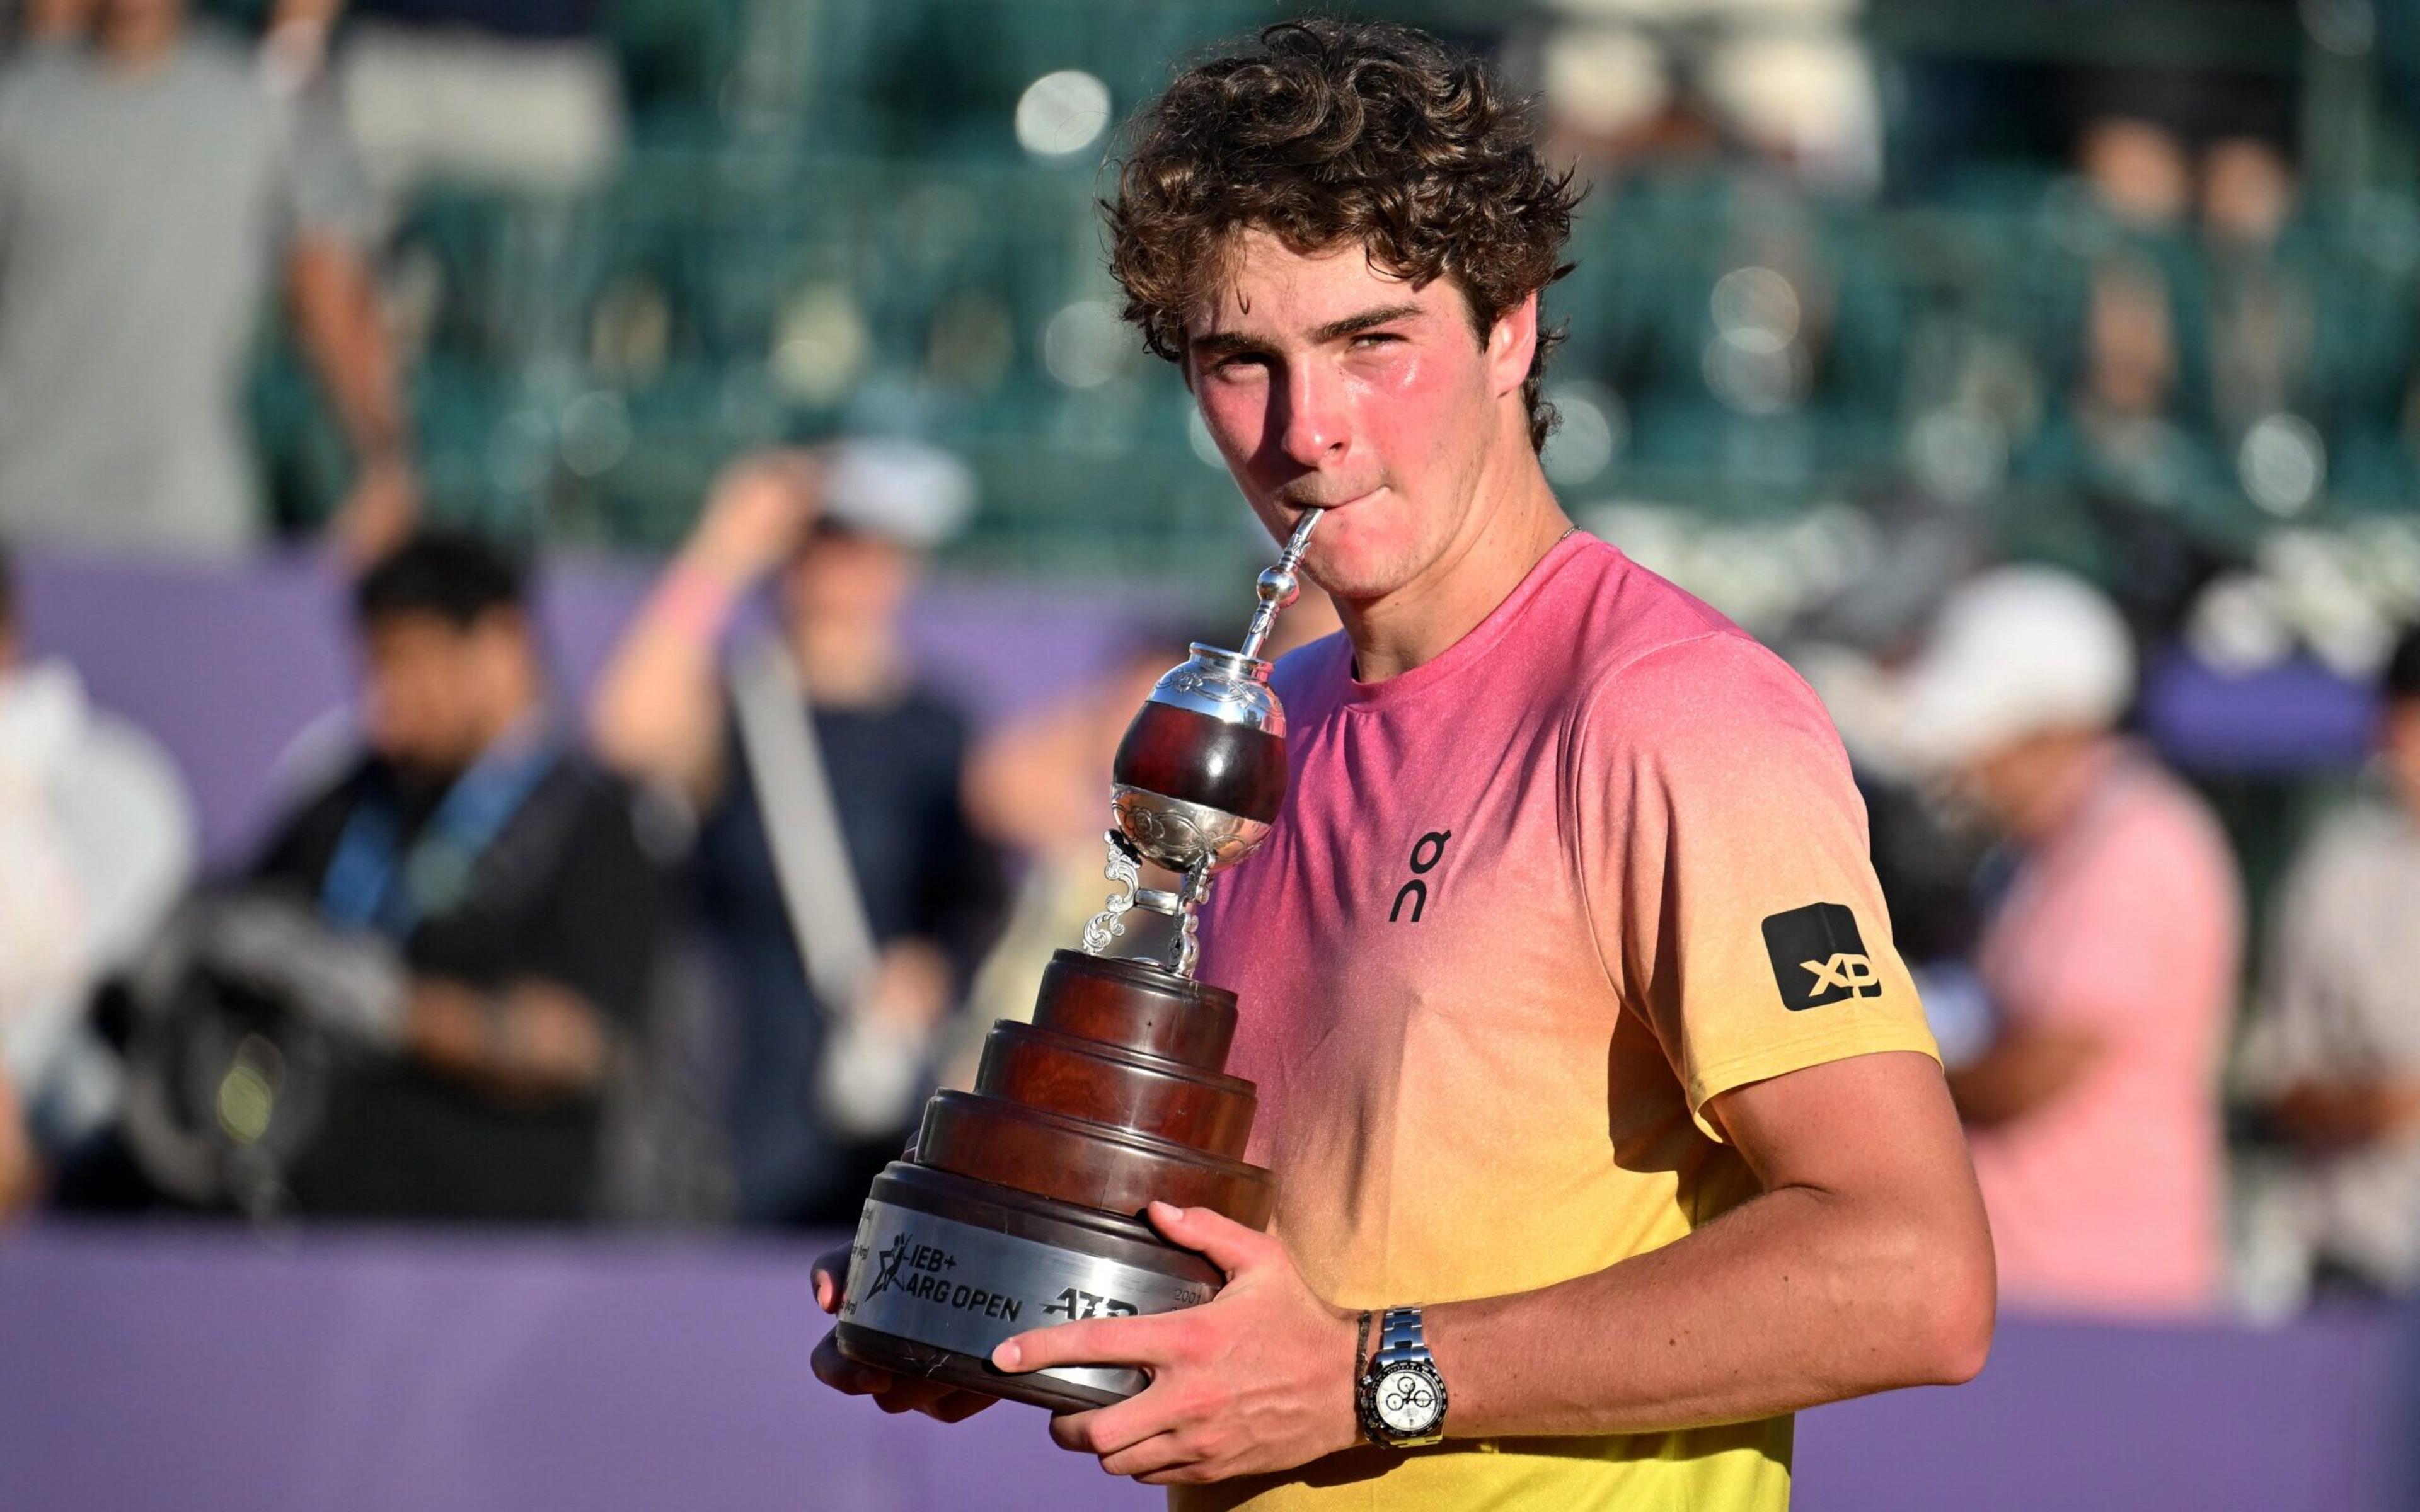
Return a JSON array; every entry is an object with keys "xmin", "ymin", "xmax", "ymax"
[
  {"xmin": 268, "ymin": 89, "xmax": 374, "ymax": 249},
  {"xmin": 1573, "ymin": 632, "xmax": 1939, "ymax": 1142}
]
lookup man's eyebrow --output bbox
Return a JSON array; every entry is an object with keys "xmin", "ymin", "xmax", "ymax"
[
  {"xmin": 1189, "ymin": 302, "xmax": 1427, "ymax": 359},
  {"xmin": 1308, "ymin": 303, "xmax": 1424, "ymax": 344},
  {"xmin": 1188, "ymin": 327, "xmax": 1267, "ymax": 360}
]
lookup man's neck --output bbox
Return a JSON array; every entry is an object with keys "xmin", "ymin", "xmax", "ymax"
[
  {"xmin": 1335, "ymin": 449, "xmax": 1569, "ymax": 684},
  {"xmin": 792, "ymin": 617, "xmax": 907, "ymax": 710}
]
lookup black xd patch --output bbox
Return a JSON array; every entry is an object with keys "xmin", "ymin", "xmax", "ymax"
[{"xmin": 1761, "ymin": 902, "xmax": 1881, "ymax": 1011}]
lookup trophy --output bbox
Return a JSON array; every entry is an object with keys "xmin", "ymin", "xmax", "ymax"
[{"xmin": 834, "ymin": 509, "xmax": 1324, "ymax": 1412}]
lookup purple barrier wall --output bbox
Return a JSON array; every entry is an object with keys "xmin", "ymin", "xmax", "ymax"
[
  {"xmin": 21, "ymin": 551, "xmax": 2370, "ymax": 866},
  {"xmin": 15, "ymin": 550, "xmax": 1155, "ymax": 862},
  {"xmin": 0, "ymin": 1223, "xmax": 2399, "ymax": 1512}
]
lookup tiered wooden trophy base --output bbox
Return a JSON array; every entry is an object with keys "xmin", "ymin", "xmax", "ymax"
[{"xmin": 834, "ymin": 950, "xmax": 1272, "ymax": 1411}]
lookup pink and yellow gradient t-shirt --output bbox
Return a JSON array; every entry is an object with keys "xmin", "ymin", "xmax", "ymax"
[{"xmin": 1182, "ymin": 532, "xmax": 1938, "ymax": 1512}]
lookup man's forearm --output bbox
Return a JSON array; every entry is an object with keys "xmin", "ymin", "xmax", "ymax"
[
  {"xmin": 585, "ymin": 551, "xmax": 748, "ymax": 803},
  {"xmin": 1425, "ymin": 1177, "xmax": 1990, "ymax": 1439},
  {"xmin": 290, "ymin": 236, "xmax": 409, "ymax": 463},
  {"xmin": 406, "ymin": 980, "xmax": 608, "ymax": 1101}
]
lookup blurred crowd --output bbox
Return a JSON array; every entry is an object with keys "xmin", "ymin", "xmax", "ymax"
[{"xmin": 6, "ymin": 0, "xmax": 2420, "ymax": 1330}]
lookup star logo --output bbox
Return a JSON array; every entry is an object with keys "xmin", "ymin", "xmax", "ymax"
[{"xmin": 866, "ymin": 1231, "xmax": 913, "ymax": 1300}]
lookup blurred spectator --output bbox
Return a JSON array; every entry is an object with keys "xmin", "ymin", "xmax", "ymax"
[
  {"xmin": 2235, "ymin": 624, "xmax": 2420, "ymax": 1303},
  {"xmin": 0, "ymin": 0, "xmax": 415, "ymax": 559},
  {"xmin": 2060, "ymin": 120, "xmax": 2203, "ymax": 512},
  {"xmin": 0, "ymin": 544, "xmax": 195, "ymax": 1194},
  {"xmin": 591, "ymin": 443, "xmax": 1003, "ymax": 1227},
  {"xmin": 2198, "ymin": 138, "xmax": 2307, "ymax": 427},
  {"xmin": 261, "ymin": 0, "xmax": 623, "ymax": 209},
  {"xmin": 70, "ymin": 532, "xmax": 674, "ymax": 1221},
  {"xmin": 262, "ymin": 532, "xmax": 670, "ymax": 1218},
  {"xmin": 1536, "ymin": 6, "xmax": 1881, "ymax": 197},
  {"xmin": 2080, "ymin": 117, "xmax": 2194, "ymax": 232},
  {"xmin": 1891, "ymin": 565, "xmax": 2240, "ymax": 1315}
]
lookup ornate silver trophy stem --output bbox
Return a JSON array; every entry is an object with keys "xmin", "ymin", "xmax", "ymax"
[{"xmin": 1083, "ymin": 508, "xmax": 1325, "ymax": 978}]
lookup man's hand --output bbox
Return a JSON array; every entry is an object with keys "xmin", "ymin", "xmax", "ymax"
[
  {"xmin": 2269, "ymin": 1077, "xmax": 2420, "ymax": 1153},
  {"xmin": 809, "ymin": 1246, "xmax": 1000, "ymax": 1423},
  {"xmin": 684, "ymin": 450, "xmax": 822, "ymax": 588},
  {"xmin": 330, "ymin": 454, "xmax": 419, "ymax": 569},
  {"xmin": 993, "ymin": 1201, "xmax": 1359, "ymax": 1486},
  {"xmin": 0, "ymin": 1075, "xmax": 40, "ymax": 1220}
]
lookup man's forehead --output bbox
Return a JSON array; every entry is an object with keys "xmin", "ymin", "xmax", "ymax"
[{"xmin": 1185, "ymin": 232, "xmax": 1443, "ymax": 340}]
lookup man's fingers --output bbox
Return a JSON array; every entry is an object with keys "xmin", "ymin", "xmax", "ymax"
[
  {"xmin": 873, "ymin": 1378, "xmax": 992, "ymax": 1418},
  {"xmin": 812, "ymin": 1328, "xmax": 998, "ymax": 1422},
  {"xmin": 1048, "ymin": 1409, "xmax": 1096, "ymax": 1454},
  {"xmin": 1049, "ymin": 1391, "xmax": 1175, "ymax": 1460},
  {"xmin": 924, "ymin": 1389, "xmax": 1000, "ymax": 1424},
  {"xmin": 810, "ymin": 1329, "xmax": 894, "ymax": 1396},
  {"xmin": 812, "ymin": 1246, "xmax": 851, "ymax": 1315},
  {"xmin": 994, "ymin": 1312, "xmax": 1178, "ymax": 1374},
  {"xmin": 1102, "ymin": 1431, "xmax": 1199, "ymax": 1482},
  {"xmin": 1146, "ymin": 1201, "xmax": 1273, "ymax": 1277}
]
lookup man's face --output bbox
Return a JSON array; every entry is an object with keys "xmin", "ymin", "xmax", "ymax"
[
  {"xmin": 359, "ymin": 611, "xmax": 527, "ymax": 779},
  {"xmin": 782, "ymin": 529, "xmax": 918, "ymax": 633},
  {"xmin": 1184, "ymin": 230, "xmax": 1535, "ymax": 603},
  {"xmin": 1950, "ymin": 725, "xmax": 2100, "ymax": 839}
]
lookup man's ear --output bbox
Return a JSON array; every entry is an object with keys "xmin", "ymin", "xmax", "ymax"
[{"xmin": 1488, "ymin": 290, "xmax": 1539, "ymax": 399}]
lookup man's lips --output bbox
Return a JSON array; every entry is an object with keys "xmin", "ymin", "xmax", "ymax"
[{"xmin": 1279, "ymin": 485, "xmax": 1381, "ymax": 515}]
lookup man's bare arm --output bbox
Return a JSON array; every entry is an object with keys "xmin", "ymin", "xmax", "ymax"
[
  {"xmin": 287, "ymin": 233, "xmax": 417, "ymax": 561},
  {"xmin": 1426, "ymin": 1050, "xmax": 1994, "ymax": 1438},
  {"xmin": 2266, "ymin": 1075, "xmax": 2420, "ymax": 1152},
  {"xmin": 1005, "ymin": 1050, "xmax": 1995, "ymax": 1483},
  {"xmin": 587, "ymin": 454, "xmax": 819, "ymax": 806},
  {"xmin": 406, "ymin": 978, "xmax": 609, "ymax": 1102}
]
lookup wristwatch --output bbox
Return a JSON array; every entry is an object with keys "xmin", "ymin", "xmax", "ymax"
[{"xmin": 1356, "ymin": 1305, "xmax": 1448, "ymax": 1447}]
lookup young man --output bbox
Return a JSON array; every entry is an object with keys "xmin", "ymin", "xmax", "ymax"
[
  {"xmin": 2239, "ymin": 622, "xmax": 2420, "ymax": 1302},
  {"xmin": 814, "ymin": 21, "xmax": 1992, "ymax": 1507},
  {"xmin": 0, "ymin": 0, "xmax": 414, "ymax": 558},
  {"xmin": 1891, "ymin": 566, "xmax": 2237, "ymax": 1316},
  {"xmin": 246, "ymin": 533, "xmax": 669, "ymax": 1219},
  {"xmin": 591, "ymin": 442, "xmax": 1003, "ymax": 1226}
]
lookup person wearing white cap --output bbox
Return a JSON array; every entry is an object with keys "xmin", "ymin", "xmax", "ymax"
[
  {"xmin": 1887, "ymin": 564, "xmax": 2240, "ymax": 1316},
  {"xmin": 590, "ymin": 440, "xmax": 1005, "ymax": 1226}
]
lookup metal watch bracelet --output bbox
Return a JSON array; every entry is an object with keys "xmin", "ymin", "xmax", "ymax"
[{"xmin": 1357, "ymin": 1304, "xmax": 1448, "ymax": 1447}]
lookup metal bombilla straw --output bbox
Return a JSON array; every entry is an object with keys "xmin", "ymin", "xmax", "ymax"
[
  {"xmin": 1238, "ymin": 507, "xmax": 1325, "ymax": 662},
  {"xmin": 1083, "ymin": 508, "xmax": 1325, "ymax": 976}
]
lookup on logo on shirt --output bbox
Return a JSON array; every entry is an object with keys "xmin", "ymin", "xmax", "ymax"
[{"xmin": 1389, "ymin": 830, "xmax": 1452, "ymax": 923}]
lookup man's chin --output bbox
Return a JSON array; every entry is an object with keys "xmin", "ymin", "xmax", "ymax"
[{"xmin": 1301, "ymin": 553, "xmax": 1417, "ymax": 606}]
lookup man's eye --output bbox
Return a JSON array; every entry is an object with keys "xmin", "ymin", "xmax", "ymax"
[
  {"xmin": 1216, "ymin": 353, "xmax": 1270, "ymax": 375},
  {"xmin": 1351, "ymin": 333, "xmax": 1401, "ymax": 348}
]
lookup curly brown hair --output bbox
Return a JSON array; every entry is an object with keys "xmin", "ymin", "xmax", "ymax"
[{"xmin": 1105, "ymin": 20, "xmax": 1579, "ymax": 452}]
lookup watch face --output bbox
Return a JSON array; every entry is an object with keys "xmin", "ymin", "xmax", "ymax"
[{"xmin": 1373, "ymin": 1366, "xmax": 1443, "ymax": 1435}]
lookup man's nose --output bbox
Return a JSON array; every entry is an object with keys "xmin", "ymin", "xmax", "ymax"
[{"xmin": 1276, "ymin": 364, "xmax": 1348, "ymax": 468}]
